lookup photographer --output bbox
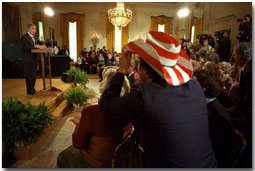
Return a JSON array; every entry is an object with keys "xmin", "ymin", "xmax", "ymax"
[
  {"xmin": 237, "ymin": 14, "xmax": 252, "ymax": 42},
  {"xmin": 217, "ymin": 31, "xmax": 231, "ymax": 62}
]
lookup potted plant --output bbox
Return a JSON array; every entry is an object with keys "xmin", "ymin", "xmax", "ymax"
[
  {"xmin": 66, "ymin": 68, "xmax": 89, "ymax": 87},
  {"xmin": 67, "ymin": 68, "xmax": 79, "ymax": 79},
  {"xmin": 74, "ymin": 70, "xmax": 89, "ymax": 87},
  {"xmin": 2, "ymin": 96, "xmax": 54, "ymax": 167},
  {"xmin": 65, "ymin": 87, "xmax": 89, "ymax": 108}
]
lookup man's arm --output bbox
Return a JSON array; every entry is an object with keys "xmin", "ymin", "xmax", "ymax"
[{"xmin": 99, "ymin": 72, "xmax": 144, "ymax": 122}]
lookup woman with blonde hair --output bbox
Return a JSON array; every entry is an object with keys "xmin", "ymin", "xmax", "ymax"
[{"xmin": 57, "ymin": 66, "xmax": 130, "ymax": 168}]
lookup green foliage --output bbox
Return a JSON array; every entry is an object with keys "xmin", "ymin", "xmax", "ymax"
[
  {"xmin": 65, "ymin": 87, "xmax": 89, "ymax": 106},
  {"xmin": 67, "ymin": 68, "xmax": 79, "ymax": 78},
  {"xmin": 67, "ymin": 68, "xmax": 89, "ymax": 85},
  {"xmin": 74, "ymin": 70, "xmax": 89, "ymax": 84},
  {"xmin": 2, "ymin": 97, "xmax": 54, "ymax": 153}
]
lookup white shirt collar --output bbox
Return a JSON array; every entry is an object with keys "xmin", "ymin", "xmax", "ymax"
[{"xmin": 27, "ymin": 32, "xmax": 34, "ymax": 38}]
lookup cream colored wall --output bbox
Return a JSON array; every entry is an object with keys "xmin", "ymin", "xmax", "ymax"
[
  {"xmin": 25, "ymin": 2, "xmax": 251, "ymax": 52},
  {"xmin": 203, "ymin": 2, "xmax": 252, "ymax": 51},
  {"xmin": 13, "ymin": 2, "xmax": 33, "ymax": 35},
  {"xmin": 31, "ymin": 2, "xmax": 181, "ymax": 49},
  {"xmin": 128, "ymin": 3, "xmax": 180, "ymax": 41}
]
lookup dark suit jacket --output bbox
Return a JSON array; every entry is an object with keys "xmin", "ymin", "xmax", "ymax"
[
  {"xmin": 20, "ymin": 33, "xmax": 37, "ymax": 73},
  {"xmin": 218, "ymin": 37, "xmax": 231, "ymax": 62},
  {"xmin": 99, "ymin": 72, "xmax": 217, "ymax": 168},
  {"xmin": 239, "ymin": 59, "xmax": 252, "ymax": 116},
  {"xmin": 207, "ymin": 99, "xmax": 233, "ymax": 168}
]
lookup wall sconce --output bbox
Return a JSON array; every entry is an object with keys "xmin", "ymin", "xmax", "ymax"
[
  {"xmin": 91, "ymin": 34, "xmax": 99, "ymax": 50},
  {"xmin": 91, "ymin": 34, "xmax": 99, "ymax": 45}
]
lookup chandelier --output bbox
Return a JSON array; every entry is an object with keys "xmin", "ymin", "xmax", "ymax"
[{"xmin": 107, "ymin": 2, "xmax": 132, "ymax": 28}]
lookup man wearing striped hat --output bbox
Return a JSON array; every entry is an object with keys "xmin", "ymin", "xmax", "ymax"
[{"xmin": 99, "ymin": 31, "xmax": 217, "ymax": 168}]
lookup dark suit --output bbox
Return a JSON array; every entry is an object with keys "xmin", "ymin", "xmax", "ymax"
[
  {"xmin": 99, "ymin": 72, "xmax": 217, "ymax": 168},
  {"xmin": 217, "ymin": 37, "xmax": 231, "ymax": 62},
  {"xmin": 21, "ymin": 33, "xmax": 37, "ymax": 94},
  {"xmin": 207, "ymin": 99, "xmax": 233, "ymax": 168},
  {"xmin": 239, "ymin": 59, "xmax": 252, "ymax": 115},
  {"xmin": 238, "ymin": 59, "xmax": 252, "ymax": 167}
]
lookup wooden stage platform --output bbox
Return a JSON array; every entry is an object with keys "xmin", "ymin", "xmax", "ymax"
[{"xmin": 2, "ymin": 78, "xmax": 71, "ymax": 105}]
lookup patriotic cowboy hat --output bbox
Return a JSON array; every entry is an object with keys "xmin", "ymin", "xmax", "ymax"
[{"xmin": 126, "ymin": 31, "xmax": 193, "ymax": 86}]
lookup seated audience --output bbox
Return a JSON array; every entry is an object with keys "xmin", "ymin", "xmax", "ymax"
[
  {"xmin": 113, "ymin": 55, "xmax": 119, "ymax": 66},
  {"xmin": 97, "ymin": 53, "xmax": 105, "ymax": 81},
  {"xmin": 208, "ymin": 47, "xmax": 220, "ymax": 64},
  {"xmin": 193, "ymin": 70, "xmax": 233, "ymax": 168},
  {"xmin": 57, "ymin": 66, "xmax": 131, "ymax": 168},
  {"xmin": 82, "ymin": 53, "xmax": 91, "ymax": 74},
  {"xmin": 219, "ymin": 62, "xmax": 233, "ymax": 91},
  {"xmin": 90, "ymin": 52, "xmax": 98, "ymax": 74},
  {"xmin": 203, "ymin": 61, "xmax": 229, "ymax": 107},
  {"xmin": 105, "ymin": 53, "xmax": 114, "ymax": 66},
  {"xmin": 199, "ymin": 39, "xmax": 212, "ymax": 55},
  {"xmin": 233, "ymin": 42, "xmax": 252, "ymax": 168},
  {"xmin": 227, "ymin": 63, "xmax": 240, "ymax": 109},
  {"xmin": 191, "ymin": 59, "xmax": 201, "ymax": 71},
  {"xmin": 203, "ymin": 61, "xmax": 221, "ymax": 77}
]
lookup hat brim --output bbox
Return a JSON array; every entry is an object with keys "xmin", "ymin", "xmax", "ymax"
[{"xmin": 126, "ymin": 41, "xmax": 193, "ymax": 86}]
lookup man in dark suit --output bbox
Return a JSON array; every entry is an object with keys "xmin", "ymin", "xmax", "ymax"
[
  {"xmin": 21, "ymin": 24, "xmax": 46, "ymax": 95},
  {"xmin": 233, "ymin": 42, "xmax": 252, "ymax": 167},
  {"xmin": 99, "ymin": 31, "xmax": 217, "ymax": 167},
  {"xmin": 194, "ymin": 70, "xmax": 233, "ymax": 168},
  {"xmin": 217, "ymin": 31, "xmax": 231, "ymax": 62}
]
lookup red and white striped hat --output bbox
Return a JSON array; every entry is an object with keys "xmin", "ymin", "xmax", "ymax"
[{"xmin": 126, "ymin": 31, "xmax": 193, "ymax": 86}]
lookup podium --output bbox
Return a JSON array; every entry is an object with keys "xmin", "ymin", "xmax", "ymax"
[{"xmin": 31, "ymin": 48, "xmax": 61, "ymax": 96}]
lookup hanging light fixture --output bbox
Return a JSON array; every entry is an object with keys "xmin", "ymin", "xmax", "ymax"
[{"xmin": 107, "ymin": 2, "xmax": 132, "ymax": 28}]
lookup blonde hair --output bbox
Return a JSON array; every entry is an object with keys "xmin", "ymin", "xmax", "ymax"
[
  {"xmin": 99, "ymin": 66, "xmax": 130, "ymax": 96},
  {"xmin": 191, "ymin": 60, "xmax": 200, "ymax": 71}
]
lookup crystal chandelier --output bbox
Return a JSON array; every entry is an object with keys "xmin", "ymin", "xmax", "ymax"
[{"xmin": 107, "ymin": 2, "xmax": 132, "ymax": 28}]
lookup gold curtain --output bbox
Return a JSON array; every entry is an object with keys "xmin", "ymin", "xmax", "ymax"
[
  {"xmin": 121, "ymin": 24, "xmax": 129, "ymax": 49},
  {"xmin": 60, "ymin": 13, "xmax": 85, "ymax": 58},
  {"xmin": 106, "ymin": 18, "xmax": 115, "ymax": 52},
  {"xmin": 33, "ymin": 12, "xmax": 45, "ymax": 41},
  {"xmin": 150, "ymin": 16, "xmax": 173, "ymax": 35}
]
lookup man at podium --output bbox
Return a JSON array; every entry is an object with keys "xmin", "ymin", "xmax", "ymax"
[{"xmin": 21, "ymin": 24, "xmax": 46, "ymax": 95}]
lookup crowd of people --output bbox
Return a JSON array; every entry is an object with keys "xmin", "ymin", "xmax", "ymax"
[
  {"xmin": 181, "ymin": 29, "xmax": 252, "ymax": 167},
  {"xmin": 75, "ymin": 46, "xmax": 120, "ymax": 81},
  {"xmin": 56, "ymin": 24, "xmax": 251, "ymax": 167}
]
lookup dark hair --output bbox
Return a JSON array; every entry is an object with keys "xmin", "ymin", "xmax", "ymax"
[
  {"xmin": 139, "ymin": 58, "xmax": 165, "ymax": 83},
  {"xmin": 27, "ymin": 24, "xmax": 36, "ymax": 28},
  {"xmin": 193, "ymin": 70, "xmax": 222, "ymax": 98},
  {"xmin": 245, "ymin": 14, "xmax": 252, "ymax": 22}
]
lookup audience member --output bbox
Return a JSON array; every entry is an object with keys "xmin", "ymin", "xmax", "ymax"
[
  {"xmin": 97, "ymin": 53, "xmax": 105, "ymax": 81},
  {"xmin": 193, "ymin": 70, "xmax": 233, "ymax": 168},
  {"xmin": 199, "ymin": 39, "xmax": 212, "ymax": 55},
  {"xmin": 113, "ymin": 55, "xmax": 119, "ymax": 66},
  {"xmin": 57, "ymin": 66, "xmax": 131, "ymax": 168},
  {"xmin": 208, "ymin": 47, "xmax": 220, "ymax": 64},
  {"xmin": 99, "ymin": 31, "xmax": 217, "ymax": 167},
  {"xmin": 90, "ymin": 52, "xmax": 98, "ymax": 74},
  {"xmin": 217, "ymin": 31, "xmax": 231, "ymax": 62},
  {"xmin": 105, "ymin": 53, "xmax": 114, "ymax": 66}
]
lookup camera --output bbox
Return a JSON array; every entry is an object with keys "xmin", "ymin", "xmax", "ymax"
[
  {"xmin": 214, "ymin": 31, "xmax": 224, "ymax": 39},
  {"xmin": 236, "ymin": 18, "xmax": 244, "ymax": 22},
  {"xmin": 196, "ymin": 34, "xmax": 209, "ymax": 45}
]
